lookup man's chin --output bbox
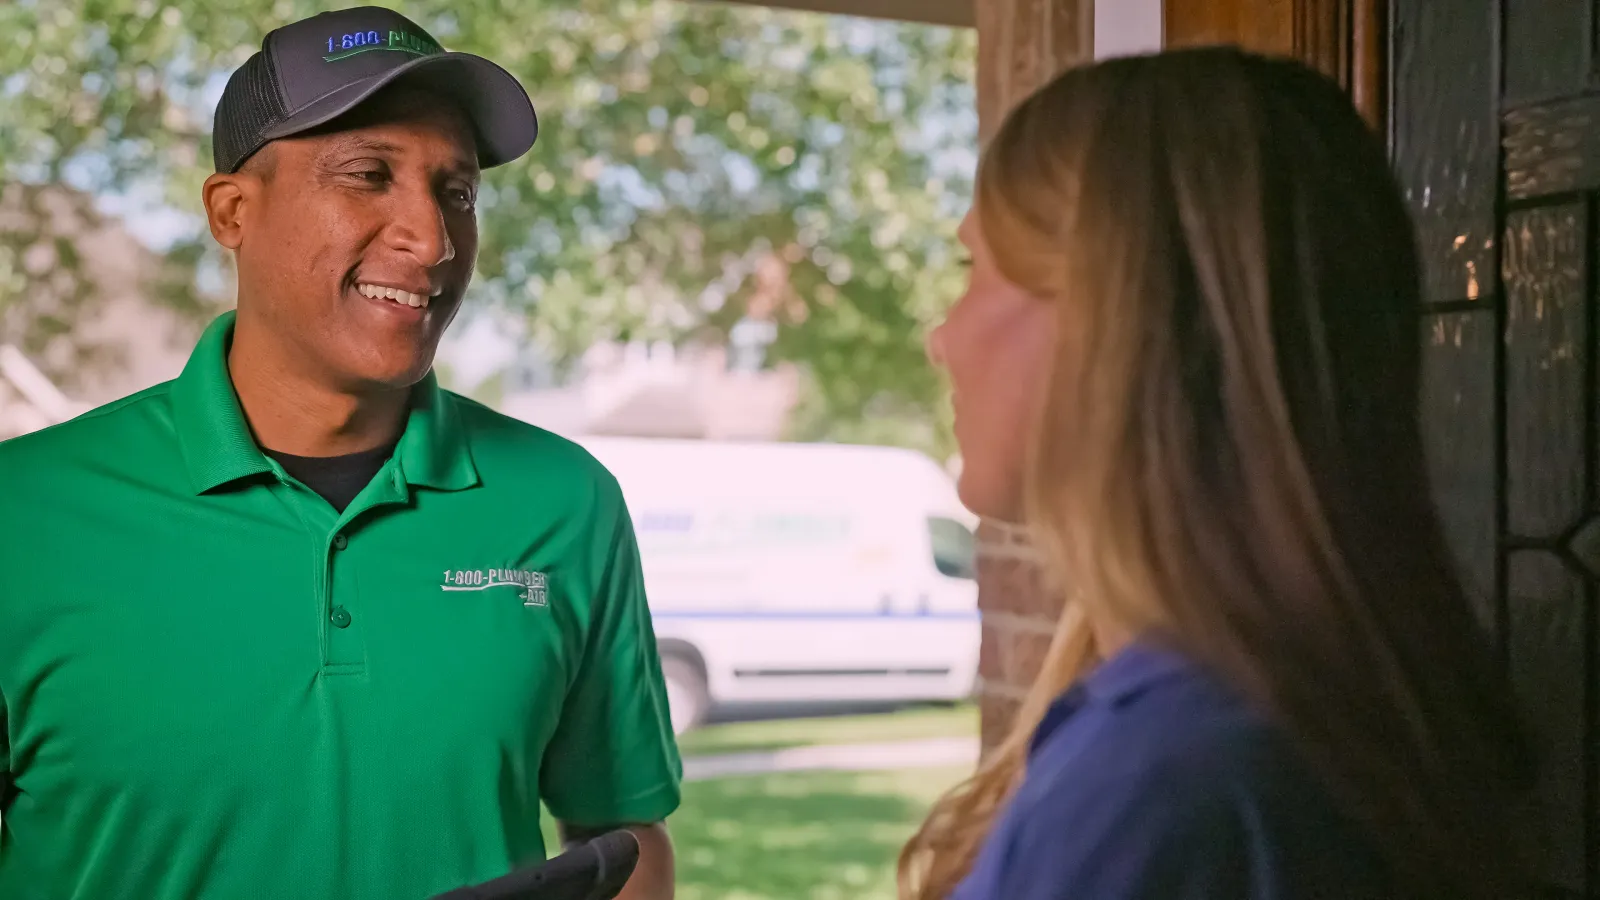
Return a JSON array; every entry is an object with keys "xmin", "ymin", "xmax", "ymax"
[
  {"xmin": 339, "ymin": 351, "xmax": 439, "ymax": 394},
  {"xmin": 327, "ymin": 302, "xmax": 455, "ymax": 390}
]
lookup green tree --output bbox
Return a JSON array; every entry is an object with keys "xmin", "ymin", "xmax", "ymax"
[{"xmin": 0, "ymin": 0, "xmax": 973, "ymax": 458}]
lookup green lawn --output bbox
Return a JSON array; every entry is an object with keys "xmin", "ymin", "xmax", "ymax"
[
  {"xmin": 537, "ymin": 766, "xmax": 969, "ymax": 899},
  {"xmin": 672, "ymin": 766, "xmax": 969, "ymax": 900},
  {"xmin": 676, "ymin": 703, "xmax": 978, "ymax": 758},
  {"xmin": 539, "ymin": 707, "xmax": 977, "ymax": 898}
]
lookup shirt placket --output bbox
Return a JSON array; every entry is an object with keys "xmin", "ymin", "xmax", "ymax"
[
  {"xmin": 267, "ymin": 470, "xmax": 370, "ymax": 677},
  {"xmin": 322, "ymin": 521, "xmax": 365, "ymax": 675},
  {"xmin": 321, "ymin": 465, "xmax": 414, "ymax": 675}
]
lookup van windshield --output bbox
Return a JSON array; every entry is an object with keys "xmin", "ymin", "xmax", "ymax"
[{"xmin": 928, "ymin": 516, "xmax": 977, "ymax": 580}]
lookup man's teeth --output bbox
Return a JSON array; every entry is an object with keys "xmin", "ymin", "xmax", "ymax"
[{"xmin": 356, "ymin": 283, "xmax": 429, "ymax": 308}]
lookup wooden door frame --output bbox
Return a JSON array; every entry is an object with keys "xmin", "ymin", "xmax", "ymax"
[
  {"xmin": 1163, "ymin": 0, "xmax": 1388, "ymax": 133},
  {"xmin": 1297, "ymin": 0, "xmax": 1388, "ymax": 134}
]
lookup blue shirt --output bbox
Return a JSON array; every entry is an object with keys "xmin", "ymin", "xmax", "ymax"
[{"xmin": 952, "ymin": 641, "xmax": 1390, "ymax": 900}]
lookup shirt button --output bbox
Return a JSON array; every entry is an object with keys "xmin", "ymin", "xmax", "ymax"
[
  {"xmin": 332, "ymin": 533, "xmax": 348, "ymax": 551},
  {"xmin": 330, "ymin": 606, "xmax": 352, "ymax": 629}
]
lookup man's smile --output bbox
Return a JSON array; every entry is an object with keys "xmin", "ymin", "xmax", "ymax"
[{"xmin": 355, "ymin": 280, "xmax": 436, "ymax": 309}]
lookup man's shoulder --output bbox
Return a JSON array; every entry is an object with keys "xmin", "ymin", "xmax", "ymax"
[
  {"xmin": 0, "ymin": 381, "xmax": 176, "ymax": 469},
  {"xmin": 444, "ymin": 391, "xmax": 622, "ymax": 498}
]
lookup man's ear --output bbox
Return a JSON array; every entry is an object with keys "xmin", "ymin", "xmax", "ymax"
[{"xmin": 202, "ymin": 173, "xmax": 252, "ymax": 251}]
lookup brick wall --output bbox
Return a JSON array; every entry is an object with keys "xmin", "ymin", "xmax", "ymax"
[
  {"xmin": 971, "ymin": 0, "xmax": 1092, "ymax": 753},
  {"xmin": 974, "ymin": 521, "xmax": 1062, "ymax": 751}
]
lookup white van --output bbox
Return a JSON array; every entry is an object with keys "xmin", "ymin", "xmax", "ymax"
[{"xmin": 576, "ymin": 437, "xmax": 981, "ymax": 734}]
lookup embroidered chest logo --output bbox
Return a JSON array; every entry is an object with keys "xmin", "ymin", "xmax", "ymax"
[{"xmin": 441, "ymin": 569, "xmax": 548, "ymax": 607}]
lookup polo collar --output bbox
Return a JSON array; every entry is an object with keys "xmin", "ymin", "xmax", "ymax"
[
  {"xmin": 171, "ymin": 313, "xmax": 273, "ymax": 493},
  {"xmin": 394, "ymin": 366, "xmax": 479, "ymax": 492},
  {"xmin": 1029, "ymin": 636, "xmax": 1195, "ymax": 757},
  {"xmin": 1082, "ymin": 638, "xmax": 1195, "ymax": 706},
  {"xmin": 171, "ymin": 311, "xmax": 478, "ymax": 495}
]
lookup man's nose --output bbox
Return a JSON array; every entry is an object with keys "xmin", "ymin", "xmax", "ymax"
[{"xmin": 385, "ymin": 188, "xmax": 455, "ymax": 268}]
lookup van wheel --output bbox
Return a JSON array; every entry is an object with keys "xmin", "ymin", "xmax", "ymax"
[{"xmin": 661, "ymin": 654, "xmax": 711, "ymax": 736}]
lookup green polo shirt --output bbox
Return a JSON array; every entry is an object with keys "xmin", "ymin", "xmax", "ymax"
[{"xmin": 0, "ymin": 312, "xmax": 681, "ymax": 900}]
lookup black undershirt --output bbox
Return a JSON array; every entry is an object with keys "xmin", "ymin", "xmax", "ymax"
[{"xmin": 263, "ymin": 442, "xmax": 396, "ymax": 513}]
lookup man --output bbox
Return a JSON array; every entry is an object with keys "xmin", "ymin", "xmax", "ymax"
[{"xmin": 0, "ymin": 7, "xmax": 681, "ymax": 899}]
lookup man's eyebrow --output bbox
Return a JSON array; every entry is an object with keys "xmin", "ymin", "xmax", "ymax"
[
  {"xmin": 443, "ymin": 154, "xmax": 481, "ymax": 180},
  {"xmin": 315, "ymin": 135, "xmax": 403, "ymax": 164},
  {"xmin": 316, "ymin": 134, "xmax": 478, "ymax": 177}
]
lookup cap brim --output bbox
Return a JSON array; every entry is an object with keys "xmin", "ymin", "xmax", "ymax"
[{"xmin": 260, "ymin": 52, "xmax": 537, "ymax": 168}]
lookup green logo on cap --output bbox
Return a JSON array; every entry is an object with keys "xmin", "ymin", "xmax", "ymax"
[{"xmin": 323, "ymin": 29, "xmax": 441, "ymax": 62}]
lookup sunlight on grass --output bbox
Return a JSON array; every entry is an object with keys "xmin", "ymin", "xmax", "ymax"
[
  {"xmin": 671, "ymin": 766, "xmax": 969, "ymax": 900},
  {"xmin": 536, "ymin": 708, "xmax": 977, "ymax": 897},
  {"xmin": 538, "ymin": 766, "xmax": 969, "ymax": 898},
  {"xmin": 677, "ymin": 703, "xmax": 978, "ymax": 758}
]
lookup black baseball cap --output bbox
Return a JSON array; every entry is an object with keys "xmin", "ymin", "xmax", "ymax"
[{"xmin": 212, "ymin": 5, "xmax": 538, "ymax": 174}]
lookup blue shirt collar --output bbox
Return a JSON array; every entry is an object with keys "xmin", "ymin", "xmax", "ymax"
[
  {"xmin": 1082, "ymin": 638, "xmax": 1194, "ymax": 706},
  {"xmin": 1030, "ymin": 637, "xmax": 1195, "ymax": 756}
]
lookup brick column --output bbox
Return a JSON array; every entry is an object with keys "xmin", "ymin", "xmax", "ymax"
[
  {"xmin": 973, "ymin": 520, "xmax": 1060, "ymax": 751},
  {"xmin": 971, "ymin": 0, "xmax": 1093, "ymax": 755}
]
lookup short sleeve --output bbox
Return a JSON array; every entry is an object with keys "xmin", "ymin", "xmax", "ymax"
[
  {"xmin": 539, "ymin": 497, "xmax": 682, "ymax": 826},
  {"xmin": 1, "ymin": 685, "xmax": 11, "ymax": 810}
]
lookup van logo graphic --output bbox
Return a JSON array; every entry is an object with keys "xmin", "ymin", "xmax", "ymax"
[{"xmin": 441, "ymin": 569, "xmax": 548, "ymax": 607}]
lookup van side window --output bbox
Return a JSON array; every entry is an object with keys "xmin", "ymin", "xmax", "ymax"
[{"xmin": 928, "ymin": 516, "xmax": 977, "ymax": 580}]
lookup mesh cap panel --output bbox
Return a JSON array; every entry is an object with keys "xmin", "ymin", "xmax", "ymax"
[{"xmin": 212, "ymin": 52, "xmax": 287, "ymax": 173}]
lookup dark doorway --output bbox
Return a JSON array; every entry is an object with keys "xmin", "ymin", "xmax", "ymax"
[{"xmin": 1394, "ymin": 2, "xmax": 1600, "ymax": 896}]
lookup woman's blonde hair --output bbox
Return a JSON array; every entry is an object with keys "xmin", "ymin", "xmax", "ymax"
[{"xmin": 899, "ymin": 48, "xmax": 1532, "ymax": 900}]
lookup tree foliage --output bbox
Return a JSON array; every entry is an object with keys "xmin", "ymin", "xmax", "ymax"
[{"xmin": 0, "ymin": 0, "xmax": 974, "ymax": 457}]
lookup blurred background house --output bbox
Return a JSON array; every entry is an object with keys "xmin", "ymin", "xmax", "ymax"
[
  {"xmin": 473, "ymin": 327, "xmax": 801, "ymax": 441},
  {"xmin": 0, "ymin": 185, "xmax": 195, "ymax": 440}
]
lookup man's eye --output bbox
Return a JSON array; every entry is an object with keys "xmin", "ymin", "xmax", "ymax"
[
  {"xmin": 350, "ymin": 170, "xmax": 388, "ymax": 184},
  {"xmin": 446, "ymin": 189, "xmax": 475, "ymax": 209}
]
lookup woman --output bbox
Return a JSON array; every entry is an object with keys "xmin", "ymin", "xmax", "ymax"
[{"xmin": 900, "ymin": 48, "xmax": 1532, "ymax": 900}]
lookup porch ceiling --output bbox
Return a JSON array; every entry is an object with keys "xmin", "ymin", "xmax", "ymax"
[{"xmin": 690, "ymin": 0, "xmax": 974, "ymax": 28}]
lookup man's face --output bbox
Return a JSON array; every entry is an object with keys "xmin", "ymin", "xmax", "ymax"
[{"xmin": 221, "ymin": 86, "xmax": 480, "ymax": 391}]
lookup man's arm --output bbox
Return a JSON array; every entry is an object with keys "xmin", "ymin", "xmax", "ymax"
[
  {"xmin": 540, "ymin": 476, "xmax": 682, "ymax": 900},
  {"xmin": 557, "ymin": 821, "xmax": 674, "ymax": 900},
  {"xmin": 1, "ymin": 687, "xmax": 11, "ymax": 817}
]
